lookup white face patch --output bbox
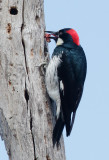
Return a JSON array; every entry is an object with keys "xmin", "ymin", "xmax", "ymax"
[
  {"xmin": 56, "ymin": 38, "xmax": 64, "ymax": 46},
  {"xmin": 45, "ymin": 56, "xmax": 62, "ymax": 119}
]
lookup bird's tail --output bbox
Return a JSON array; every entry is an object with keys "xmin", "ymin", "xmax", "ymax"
[
  {"xmin": 53, "ymin": 113, "xmax": 64, "ymax": 147},
  {"xmin": 66, "ymin": 111, "xmax": 76, "ymax": 137}
]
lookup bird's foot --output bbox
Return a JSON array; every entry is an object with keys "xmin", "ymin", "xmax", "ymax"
[
  {"xmin": 35, "ymin": 53, "xmax": 49, "ymax": 69},
  {"xmin": 35, "ymin": 61, "xmax": 47, "ymax": 68},
  {"xmin": 35, "ymin": 61, "xmax": 48, "ymax": 75}
]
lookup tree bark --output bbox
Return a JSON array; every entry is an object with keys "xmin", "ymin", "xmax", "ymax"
[{"xmin": 0, "ymin": 0, "xmax": 66, "ymax": 160}]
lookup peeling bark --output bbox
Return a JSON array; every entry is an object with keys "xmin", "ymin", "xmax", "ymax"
[{"xmin": 0, "ymin": 0, "xmax": 66, "ymax": 160}]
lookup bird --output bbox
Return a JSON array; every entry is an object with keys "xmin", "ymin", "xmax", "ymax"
[{"xmin": 45, "ymin": 28, "xmax": 87, "ymax": 146}]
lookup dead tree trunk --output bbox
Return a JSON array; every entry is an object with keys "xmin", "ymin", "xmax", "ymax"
[{"xmin": 0, "ymin": 0, "xmax": 66, "ymax": 160}]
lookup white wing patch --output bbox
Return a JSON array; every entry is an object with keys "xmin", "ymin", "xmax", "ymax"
[
  {"xmin": 60, "ymin": 80, "xmax": 64, "ymax": 91},
  {"xmin": 45, "ymin": 56, "xmax": 62, "ymax": 119}
]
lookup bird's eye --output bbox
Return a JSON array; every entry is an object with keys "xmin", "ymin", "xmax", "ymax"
[{"xmin": 59, "ymin": 32, "xmax": 63, "ymax": 35}]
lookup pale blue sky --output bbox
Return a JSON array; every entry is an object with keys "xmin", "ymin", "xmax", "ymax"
[
  {"xmin": 0, "ymin": 0, "xmax": 109, "ymax": 160},
  {"xmin": 44, "ymin": 0, "xmax": 109, "ymax": 160}
]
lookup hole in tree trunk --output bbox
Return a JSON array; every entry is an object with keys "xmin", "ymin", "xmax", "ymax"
[{"xmin": 10, "ymin": 7, "xmax": 18, "ymax": 15}]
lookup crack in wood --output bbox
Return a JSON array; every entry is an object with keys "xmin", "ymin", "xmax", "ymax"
[
  {"xmin": 30, "ymin": 109, "xmax": 37, "ymax": 160},
  {"xmin": 21, "ymin": 29, "xmax": 29, "ymax": 75},
  {"xmin": 24, "ymin": 81, "xmax": 29, "ymax": 110},
  {"xmin": 21, "ymin": 0, "xmax": 29, "ymax": 79},
  {"xmin": 21, "ymin": 1, "xmax": 36, "ymax": 159},
  {"xmin": 24, "ymin": 88, "xmax": 29, "ymax": 102}
]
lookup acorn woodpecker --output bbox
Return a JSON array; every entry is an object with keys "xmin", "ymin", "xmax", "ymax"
[{"xmin": 45, "ymin": 28, "xmax": 87, "ymax": 146}]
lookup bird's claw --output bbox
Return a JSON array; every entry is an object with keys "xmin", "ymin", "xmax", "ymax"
[{"xmin": 35, "ymin": 61, "xmax": 47, "ymax": 68}]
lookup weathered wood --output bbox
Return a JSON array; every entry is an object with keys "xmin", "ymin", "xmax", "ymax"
[{"xmin": 0, "ymin": 0, "xmax": 66, "ymax": 160}]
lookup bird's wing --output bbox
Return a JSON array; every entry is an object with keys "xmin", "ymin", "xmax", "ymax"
[
  {"xmin": 52, "ymin": 45, "xmax": 86, "ymax": 141},
  {"xmin": 54, "ymin": 46, "xmax": 85, "ymax": 135}
]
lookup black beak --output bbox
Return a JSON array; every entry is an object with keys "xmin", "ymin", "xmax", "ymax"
[
  {"xmin": 45, "ymin": 31, "xmax": 58, "ymax": 42},
  {"xmin": 45, "ymin": 31, "xmax": 59, "ymax": 36}
]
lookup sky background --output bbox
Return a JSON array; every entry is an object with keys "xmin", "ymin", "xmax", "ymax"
[
  {"xmin": 44, "ymin": 0, "xmax": 109, "ymax": 160},
  {"xmin": 0, "ymin": 0, "xmax": 109, "ymax": 160}
]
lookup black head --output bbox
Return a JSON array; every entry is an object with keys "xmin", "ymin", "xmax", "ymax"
[{"xmin": 45, "ymin": 28, "xmax": 80, "ymax": 46}]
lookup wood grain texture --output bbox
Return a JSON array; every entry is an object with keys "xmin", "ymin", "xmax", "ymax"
[{"xmin": 0, "ymin": 0, "xmax": 66, "ymax": 160}]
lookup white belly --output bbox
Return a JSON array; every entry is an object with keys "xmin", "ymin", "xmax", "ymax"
[{"xmin": 45, "ymin": 56, "xmax": 62, "ymax": 118}]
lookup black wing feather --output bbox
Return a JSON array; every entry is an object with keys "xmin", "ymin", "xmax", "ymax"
[{"xmin": 52, "ymin": 45, "xmax": 87, "ymax": 145}]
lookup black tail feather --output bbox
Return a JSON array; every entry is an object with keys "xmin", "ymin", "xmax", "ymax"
[
  {"xmin": 66, "ymin": 112, "xmax": 76, "ymax": 137},
  {"xmin": 53, "ymin": 114, "xmax": 64, "ymax": 147},
  {"xmin": 70, "ymin": 112, "xmax": 76, "ymax": 132}
]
